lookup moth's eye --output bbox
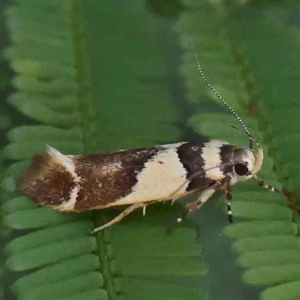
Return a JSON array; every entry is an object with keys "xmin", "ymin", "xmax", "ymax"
[{"xmin": 234, "ymin": 163, "xmax": 249, "ymax": 176}]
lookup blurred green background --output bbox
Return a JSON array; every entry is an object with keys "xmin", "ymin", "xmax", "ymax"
[{"xmin": 1, "ymin": 0, "xmax": 300, "ymax": 299}]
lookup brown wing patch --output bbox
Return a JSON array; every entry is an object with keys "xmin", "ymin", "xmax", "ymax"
[{"xmin": 19, "ymin": 152, "xmax": 75, "ymax": 206}]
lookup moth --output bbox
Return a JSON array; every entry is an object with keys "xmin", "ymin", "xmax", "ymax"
[{"xmin": 19, "ymin": 46, "xmax": 279, "ymax": 233}]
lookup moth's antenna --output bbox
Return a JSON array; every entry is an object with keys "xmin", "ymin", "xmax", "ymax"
[
  {"xmin": 230, "ymin": 124, "xmax": 258, "ymax": 151},
  {"xmin": 188, "ymin": 38, "xmax": 260, "ymax": 148}
]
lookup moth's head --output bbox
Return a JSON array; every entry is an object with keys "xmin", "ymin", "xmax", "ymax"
[{"xmin": 226, "ymin": 146, "xmax": 263, "ymax": 184}]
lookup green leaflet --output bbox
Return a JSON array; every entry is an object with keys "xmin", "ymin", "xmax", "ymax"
[
  {"xmin": 176, "ymin": 1, "xmax": 300, "ymax": 300},
  {"xmin": 261, "ymin": 280, "xmax": 300, "ymax": 300},
  {"xmin": 2, "ymin": 1, "xmax": 207, "ymax": 300}
]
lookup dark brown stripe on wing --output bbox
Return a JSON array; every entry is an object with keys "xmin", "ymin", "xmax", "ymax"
[
  {"xmin": 177, "ymin": 143, "xmax": 214, "ymax": 191},
  {"xmin": 219, "ymin": 144, "xmax": 235, "ymax": 174},
  {"xmin": 74, "ymin": 147, "xmax": 158, "ymax": 211}
]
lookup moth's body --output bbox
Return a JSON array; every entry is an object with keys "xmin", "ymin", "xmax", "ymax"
[{"xmin": 19, "ymin": 140, "xmax": 260, "ymax": 223}]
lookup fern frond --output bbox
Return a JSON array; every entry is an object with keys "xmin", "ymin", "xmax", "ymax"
[
  {"xmin": 2, "ymin": 1, "xmax": 208, "ymax": 299},
  {"xmin": 176, "ymin": 1, "xmax": 300, "ymax": 299}
]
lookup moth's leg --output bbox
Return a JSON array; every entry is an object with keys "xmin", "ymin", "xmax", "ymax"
[
  {"xmin": 224, "ymin": 175, "xmax": 233, "ymax": 223},
  {"xmin": 93, "ymin": 203, "xmax": 143, "ymax": 233},
  {"xmin": 167, "ymin": 182, "xmax": 221, "ymax": 234},
  {"xmin": 253, "ymin": 175, "xmax": 281, "ymax": 193},
  {"xmin": 141, "ymin": 201, "xmax": 156, "ymax": 216},
  {"xmin": 142, "ymin": 205, "xmax": 147, "ymax": 216},
  {"xmin": 185, "ymin": 188, "xmax": 217, "ymax": 213}
]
